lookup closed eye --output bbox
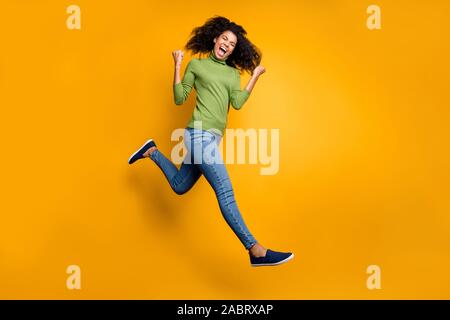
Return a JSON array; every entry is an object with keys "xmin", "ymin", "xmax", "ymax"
[{"xmin": 223, "ymin": 36, "xmax": 236, "ymax": 46}]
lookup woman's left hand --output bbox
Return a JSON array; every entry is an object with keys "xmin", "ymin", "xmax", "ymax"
[{"xmin": 252, "ymin": 65, "xmax": 266, "ymax": 78}]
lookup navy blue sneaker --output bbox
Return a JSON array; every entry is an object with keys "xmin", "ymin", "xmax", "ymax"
[
  {"xmin": 128, "ymin": 139, "xmax": 156, "ymax": 164},
  {"xmin": 250, "ymin": 249, "xmax": 294, "ymax": 267}
]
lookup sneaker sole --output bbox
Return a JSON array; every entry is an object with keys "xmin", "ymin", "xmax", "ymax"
[
  {"xmin": 251, "ymin": 253, "xmax": 294, "ymax": 267},
  {"xmin": 128, "ymin": 139, "xmax": 154, "ymax": 164}
]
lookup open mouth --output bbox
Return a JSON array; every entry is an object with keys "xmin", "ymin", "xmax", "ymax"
[{"xmin": 218, "ymin": 46, "xmax": 228, "ymax": 55}]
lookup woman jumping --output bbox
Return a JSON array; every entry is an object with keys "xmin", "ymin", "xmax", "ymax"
[{"xmin": 128, "ymin": 16, "xmax": 294, "ymax": 267}]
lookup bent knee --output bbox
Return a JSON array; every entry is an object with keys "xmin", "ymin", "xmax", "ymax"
[{"xmin": 172, "ymin": 185, "xmax": 188, "ymax": 195}]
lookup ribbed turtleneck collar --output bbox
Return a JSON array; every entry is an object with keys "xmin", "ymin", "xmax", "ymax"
[{"xmin": 209, "ymin": 49, "xmax": 227, "ymax": 65}]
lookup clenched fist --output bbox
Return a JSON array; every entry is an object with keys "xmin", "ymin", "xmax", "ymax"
[
  {"xmin": 252, "ymin": 65, "xmax": 266, "ymax": 78},
  {"xmin": 172, "ymin": 50, "xmax": 184, "ymax": 68}
]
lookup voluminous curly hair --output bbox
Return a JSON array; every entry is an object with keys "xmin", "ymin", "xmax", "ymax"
[{"xmin": 185, "ymin": 16, "xmax": 261, "ymax": 75}]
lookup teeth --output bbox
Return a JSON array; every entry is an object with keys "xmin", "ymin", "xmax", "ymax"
[{"xmin": 220, "ymin": 46, "xmax": 227, "ymax": 53}]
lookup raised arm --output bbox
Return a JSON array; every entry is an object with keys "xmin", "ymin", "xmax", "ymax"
[
  {"xmin": 172, "ymin": 50, "xmax": 195, "ymax": 105},
  {"xmin": 230, "ymin": 65, "xmax": 266, "ymax": 110}
]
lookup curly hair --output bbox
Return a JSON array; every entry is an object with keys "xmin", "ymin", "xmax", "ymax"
[{"xmin": 185, "ymin": 16, "xmax": 261, "ymax": 75}]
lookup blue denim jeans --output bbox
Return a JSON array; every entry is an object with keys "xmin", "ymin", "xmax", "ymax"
[{"xmin": 149, "ymin": 127, "xmax": 258, "ymax": 250}]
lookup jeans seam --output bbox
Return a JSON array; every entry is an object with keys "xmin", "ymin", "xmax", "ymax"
[
  {"xmin": 149, "ymin": 148, "xmax": 158, "ymax": 161},
  {"xmin": 210, "ymin": 162, "xmax": 253, "ymax": 248},
  {"xmin": 171, "ymin": 165, "xmax": 195, "ymax": 193}
]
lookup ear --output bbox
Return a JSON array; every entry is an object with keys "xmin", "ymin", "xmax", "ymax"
[{"xmin": 213, "ymin": 37, "xmax": 217, "ymax": 43}]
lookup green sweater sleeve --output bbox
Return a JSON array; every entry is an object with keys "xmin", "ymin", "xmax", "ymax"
[
  {"xmin": 174, "ymin": 60, "xmax": 196, "ymax": 105},
  {"xmin": 230, "ymin": 69, "xmax": 250, "ymax": 110}
]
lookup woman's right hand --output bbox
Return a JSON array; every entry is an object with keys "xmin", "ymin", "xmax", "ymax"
[{"xmin": 172, "ymin": 50, "xmax": 184, "ymax": 68}]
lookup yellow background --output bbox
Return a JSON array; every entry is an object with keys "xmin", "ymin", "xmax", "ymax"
[{"xmin": 1, "ymin": 0, "xmax": 449, "ymax": 299}]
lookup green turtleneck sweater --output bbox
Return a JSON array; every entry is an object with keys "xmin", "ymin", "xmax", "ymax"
[{"xmin": 173, "ymin": 50, "xmax": 251, "ymax": 135}]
